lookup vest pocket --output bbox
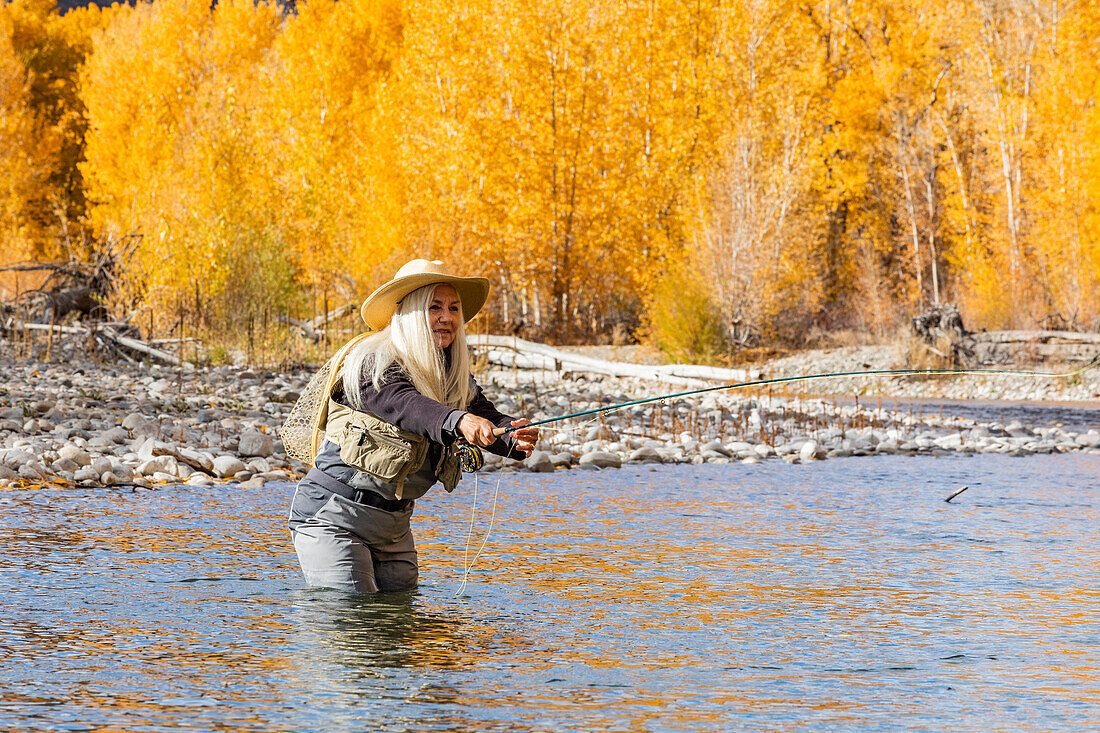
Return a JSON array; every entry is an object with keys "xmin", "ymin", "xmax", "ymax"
[
  {"xmin": 436, "ymin": 452, "xmax": 461, "ymax": 493},
  {"xmin": 339, "ymin": 425, "xmax": 414, "ymax": 482}
]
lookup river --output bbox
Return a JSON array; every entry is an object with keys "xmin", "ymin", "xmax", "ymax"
[{"xmin": 3, "ymin": 452, "xmax": 1098, "ymax": 731}]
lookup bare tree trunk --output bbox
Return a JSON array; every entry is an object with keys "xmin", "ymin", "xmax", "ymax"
[{"xmin": 900, "ymin": 158, "xmax": 925, "ymax": 301}]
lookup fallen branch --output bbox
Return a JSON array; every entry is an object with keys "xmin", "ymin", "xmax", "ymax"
[
  {"xmin": 277, "ymin": 313, "xmax": 321, "ymax": 342},
  {"xmin": 310, "ymin": 304, "xmax": 357, "ymax": 330},
  {"xmin": 102, "ymin": 326, "xmax": 193, "ymax": 368}
]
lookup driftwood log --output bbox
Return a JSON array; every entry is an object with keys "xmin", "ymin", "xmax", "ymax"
[
  {"xmin": 469, "ymin": 335, "xmax": 760, "ymax": 386},
  {"xmin": 277, "ymin": 304, "xmax": 358, "ymax": 342}
]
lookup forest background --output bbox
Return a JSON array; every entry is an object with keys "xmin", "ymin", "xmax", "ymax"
[{"xmin": 2, "ymin": 0, "xmax": 1098, "ymax": 364}]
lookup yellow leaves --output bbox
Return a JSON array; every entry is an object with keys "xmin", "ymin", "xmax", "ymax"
[{"xmin": 2, "ymin": 0, "xmax": 1095, "ymax": 351}]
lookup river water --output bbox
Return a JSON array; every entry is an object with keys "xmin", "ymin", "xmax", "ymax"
[{"xmin": 3, "ymin": 453, "xmax": 1098, "ymax": 731}]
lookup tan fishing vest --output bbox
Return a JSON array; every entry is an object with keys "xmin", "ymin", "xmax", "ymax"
[{"xmin": 323, "ymin": 397, "xmax": 461, "ymax": 499}]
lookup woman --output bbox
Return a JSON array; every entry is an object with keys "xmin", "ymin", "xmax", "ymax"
[{"xmin": 289, "ymin": 259, "xmax": 539, "ymax": 593}]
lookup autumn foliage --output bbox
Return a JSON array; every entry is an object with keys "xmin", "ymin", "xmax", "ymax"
[{"xmin": 1, "ymin": 0, "xmax": 1098, "ymax": 357}]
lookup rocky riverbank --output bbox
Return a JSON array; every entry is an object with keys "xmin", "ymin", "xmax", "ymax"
[{"xmin": 1, "ymin": 346, "xmax": 1098, "ymax": 489}]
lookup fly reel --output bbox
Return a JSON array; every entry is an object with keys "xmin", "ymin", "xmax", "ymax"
[{"xmin": 453, "ymin": 440, "xmax": 484, "ymax": 473}]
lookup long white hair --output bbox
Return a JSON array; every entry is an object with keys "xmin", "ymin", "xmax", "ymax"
[{"xmin": 341, "ymin": 283, "xmax": 473, "ymax": 411}]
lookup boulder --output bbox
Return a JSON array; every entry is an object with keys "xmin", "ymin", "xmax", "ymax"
[
  {"xmin": 799, "ymin": 440, "xmax": 825, "ymax": 461},
  {"xmin": 238, "ymin": 430, "xmax": 275, "ymax": 458},
  {"xmin": 1075, "ymin": 431, "xmax": 1100, "ymax": 448},
  {"xmin": 628, "ymin": 447, "xmax": 663, "ymax": 464},
  {"xmin": 578, "ymin": 451, "xmax": 622, "ymax": 469},
  {"xmin": 51, "ymin": 457, "xmax": 80, "ymax": 473},
  {"xmin": 212, "ymin": 455, "xmax": 246, "ymax": 478},
  {"xmin": 132, "ymin": 422, "xmax": 160, "ymax": 440},
  {"xmin": 549, "ymin": 452, "xmax": 574, "ymax": 468},
  {"xmin": 103, "ymin": 426, "xmax": 130, "ymax": 444},
  {"xmin": 108, "ymin": 460, "xmax": 134, "ymax": 483},
  {"xmin": 18, "ymin": 462, "xmax": 48, "ymax": 481},
  {"xmin": 73, "ymin": 467, "xmax": 99, "ymax": 483},
  {"xmin": 524, "ymin": 451, "xmax": 556, "ymax": 473},
  {"xmin": 0, "ymin": 449, "xmax": 35, "ymax": 469},
  {"xmin": 137, "ymin": 455, "xmax": 178, "ymax": 477},
  {"xmin": 701, "ymin": 439, "xmax": 730, "ymax": 457},
  {"xmin": 121, "ymin": 412, "xmax": 146, "ymax": 430},
  {"xmin": 58, "ymin": 444, "xmax": 91, "ymax": 467}
]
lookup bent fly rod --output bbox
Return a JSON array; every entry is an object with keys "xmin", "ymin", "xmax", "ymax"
[{"xmin": 490, "ymin": 358, "xmax": 1100, "ymax": 437}]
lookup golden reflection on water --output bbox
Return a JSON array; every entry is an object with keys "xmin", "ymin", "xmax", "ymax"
[{"xmin": 2, "ymin": 455, "xmax": 1099, "ymax": 729}]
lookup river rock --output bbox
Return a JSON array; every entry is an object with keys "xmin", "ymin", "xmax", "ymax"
[
  {"xmin": 1075, "ymin": 431, "xmax": 1100, "ymax": 448},
  {"xmin": 137, "ymin": 455, "xmax": 178, "ymax": 477},
  {"xmin": 742, "ymin": 455, "xmax": 761, "ymax": 464},
  {"xmin": 51, "ymin": 457, "xmax": 80, "ymax": 473},
  {"xmin": 584, "ymin": 426, "xmax": 619, "ymax": 442},
  {"xmin": 104, "ymin": 426, "xmax": 130, "ymax": 444},
  {"xmin": 58, "ymin": 444, "xmax": 91, "ymax": 466},
  {"xmin": 178, "ymin": 448, "xmax": 214, "ymax": 472},
  {"xmin": 108, "ymin": 460, "xmax": 134, "ymax": 483},
  {"xmin": 121, "ymin": 413, "xmax": 146, "ymax": 430},
  {"xmin": 550, "ymin": 452, "xmax": 574, "ymax": 468},
  {"xmin": 212, "ymin": 455, "xmax": 246, "ymax": 478},
  {"xmin": 73, "ymin": 467, "xmax": 98, "ymax": 482},
  {"xmin": 239, "ymin": 476, "xmax": 266, "ymax": 489},
  {"xmin": 701, "ymin": 440, "xmax": 730, "ymax": 457},
  {"xmin": 19, "ymin": 461, "xmax": 48, "ymax": 481},
  {"xmin": 628, "ymin": 446, "xmax": 663, "ymax": 464},
  {"xmin": 579, "ymin": 451, "xmax": 621, "ymax": 469},
  {"xmin": 933, "ymin": 433, "xmax": 964, "ymax": 450},
  {"xmin": 132, "ymin": 422, "xmax": 160, "ymax": 440},
  {"xmin": 151, "ymin": 471, "xmax": 179, "ymax": 483},
  {"xmin": 800, "ymin": 440, "xmax": 825, "ymax": 461},
  {"xmin": 239, "ymin": 430, "xmax": 275, "ymax": 458},
  {"xmin": 0, "ymin": 449, "xmax": 35, "ymax": 469},
  {"xmin": 187, "ymin": 473, "xmax": 214, "ymax": 486},
  {"xmin": 524, "ymin": 451, "xmax": 555, "ymax": 473}
]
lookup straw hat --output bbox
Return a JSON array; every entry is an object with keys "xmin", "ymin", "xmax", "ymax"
[{"xmin": 360, "ymin": 259, "xmax": 490, "ymax": 331}]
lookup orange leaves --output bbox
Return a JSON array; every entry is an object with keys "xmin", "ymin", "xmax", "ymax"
[{"xmin": 3, "ymin": 0, "xmax": 1095, "ymax": 352}]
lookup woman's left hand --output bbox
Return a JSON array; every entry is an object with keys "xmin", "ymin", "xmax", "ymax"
[{"xmin": 509, "ymin": 419, "xmax": 540, "ymax": 456}]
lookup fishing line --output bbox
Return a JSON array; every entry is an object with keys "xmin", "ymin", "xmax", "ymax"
[
  {"xmin": 455, "ymin": 356, "xmax": 1098, "ymax": 595},
  {"xmin": 455, "ymin": 442, "xmax": 514, "ymax": 597},
  {"xmin": 492, "ymin": 358, "xmax": 1100, "ymax": 437}
]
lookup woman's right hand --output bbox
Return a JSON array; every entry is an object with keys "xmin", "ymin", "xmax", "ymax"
[{"xmin": 458, "ymin": 413, "xmax": 499, "ymax": 447}]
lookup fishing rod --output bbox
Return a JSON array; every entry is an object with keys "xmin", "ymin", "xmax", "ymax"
[{"xmin": 489, "ymin": 357, "xmax": 1100, "ymax": 437}]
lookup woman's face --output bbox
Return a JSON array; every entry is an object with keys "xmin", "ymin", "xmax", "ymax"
[{"xmin": 428, "ymin": 284, "xmax": 461, "ymax": 349}]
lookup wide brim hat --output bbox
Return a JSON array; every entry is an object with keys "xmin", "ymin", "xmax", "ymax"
[{"xmin": 360, "ymin": 259, "xmax": 490, "ymax": 331}]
